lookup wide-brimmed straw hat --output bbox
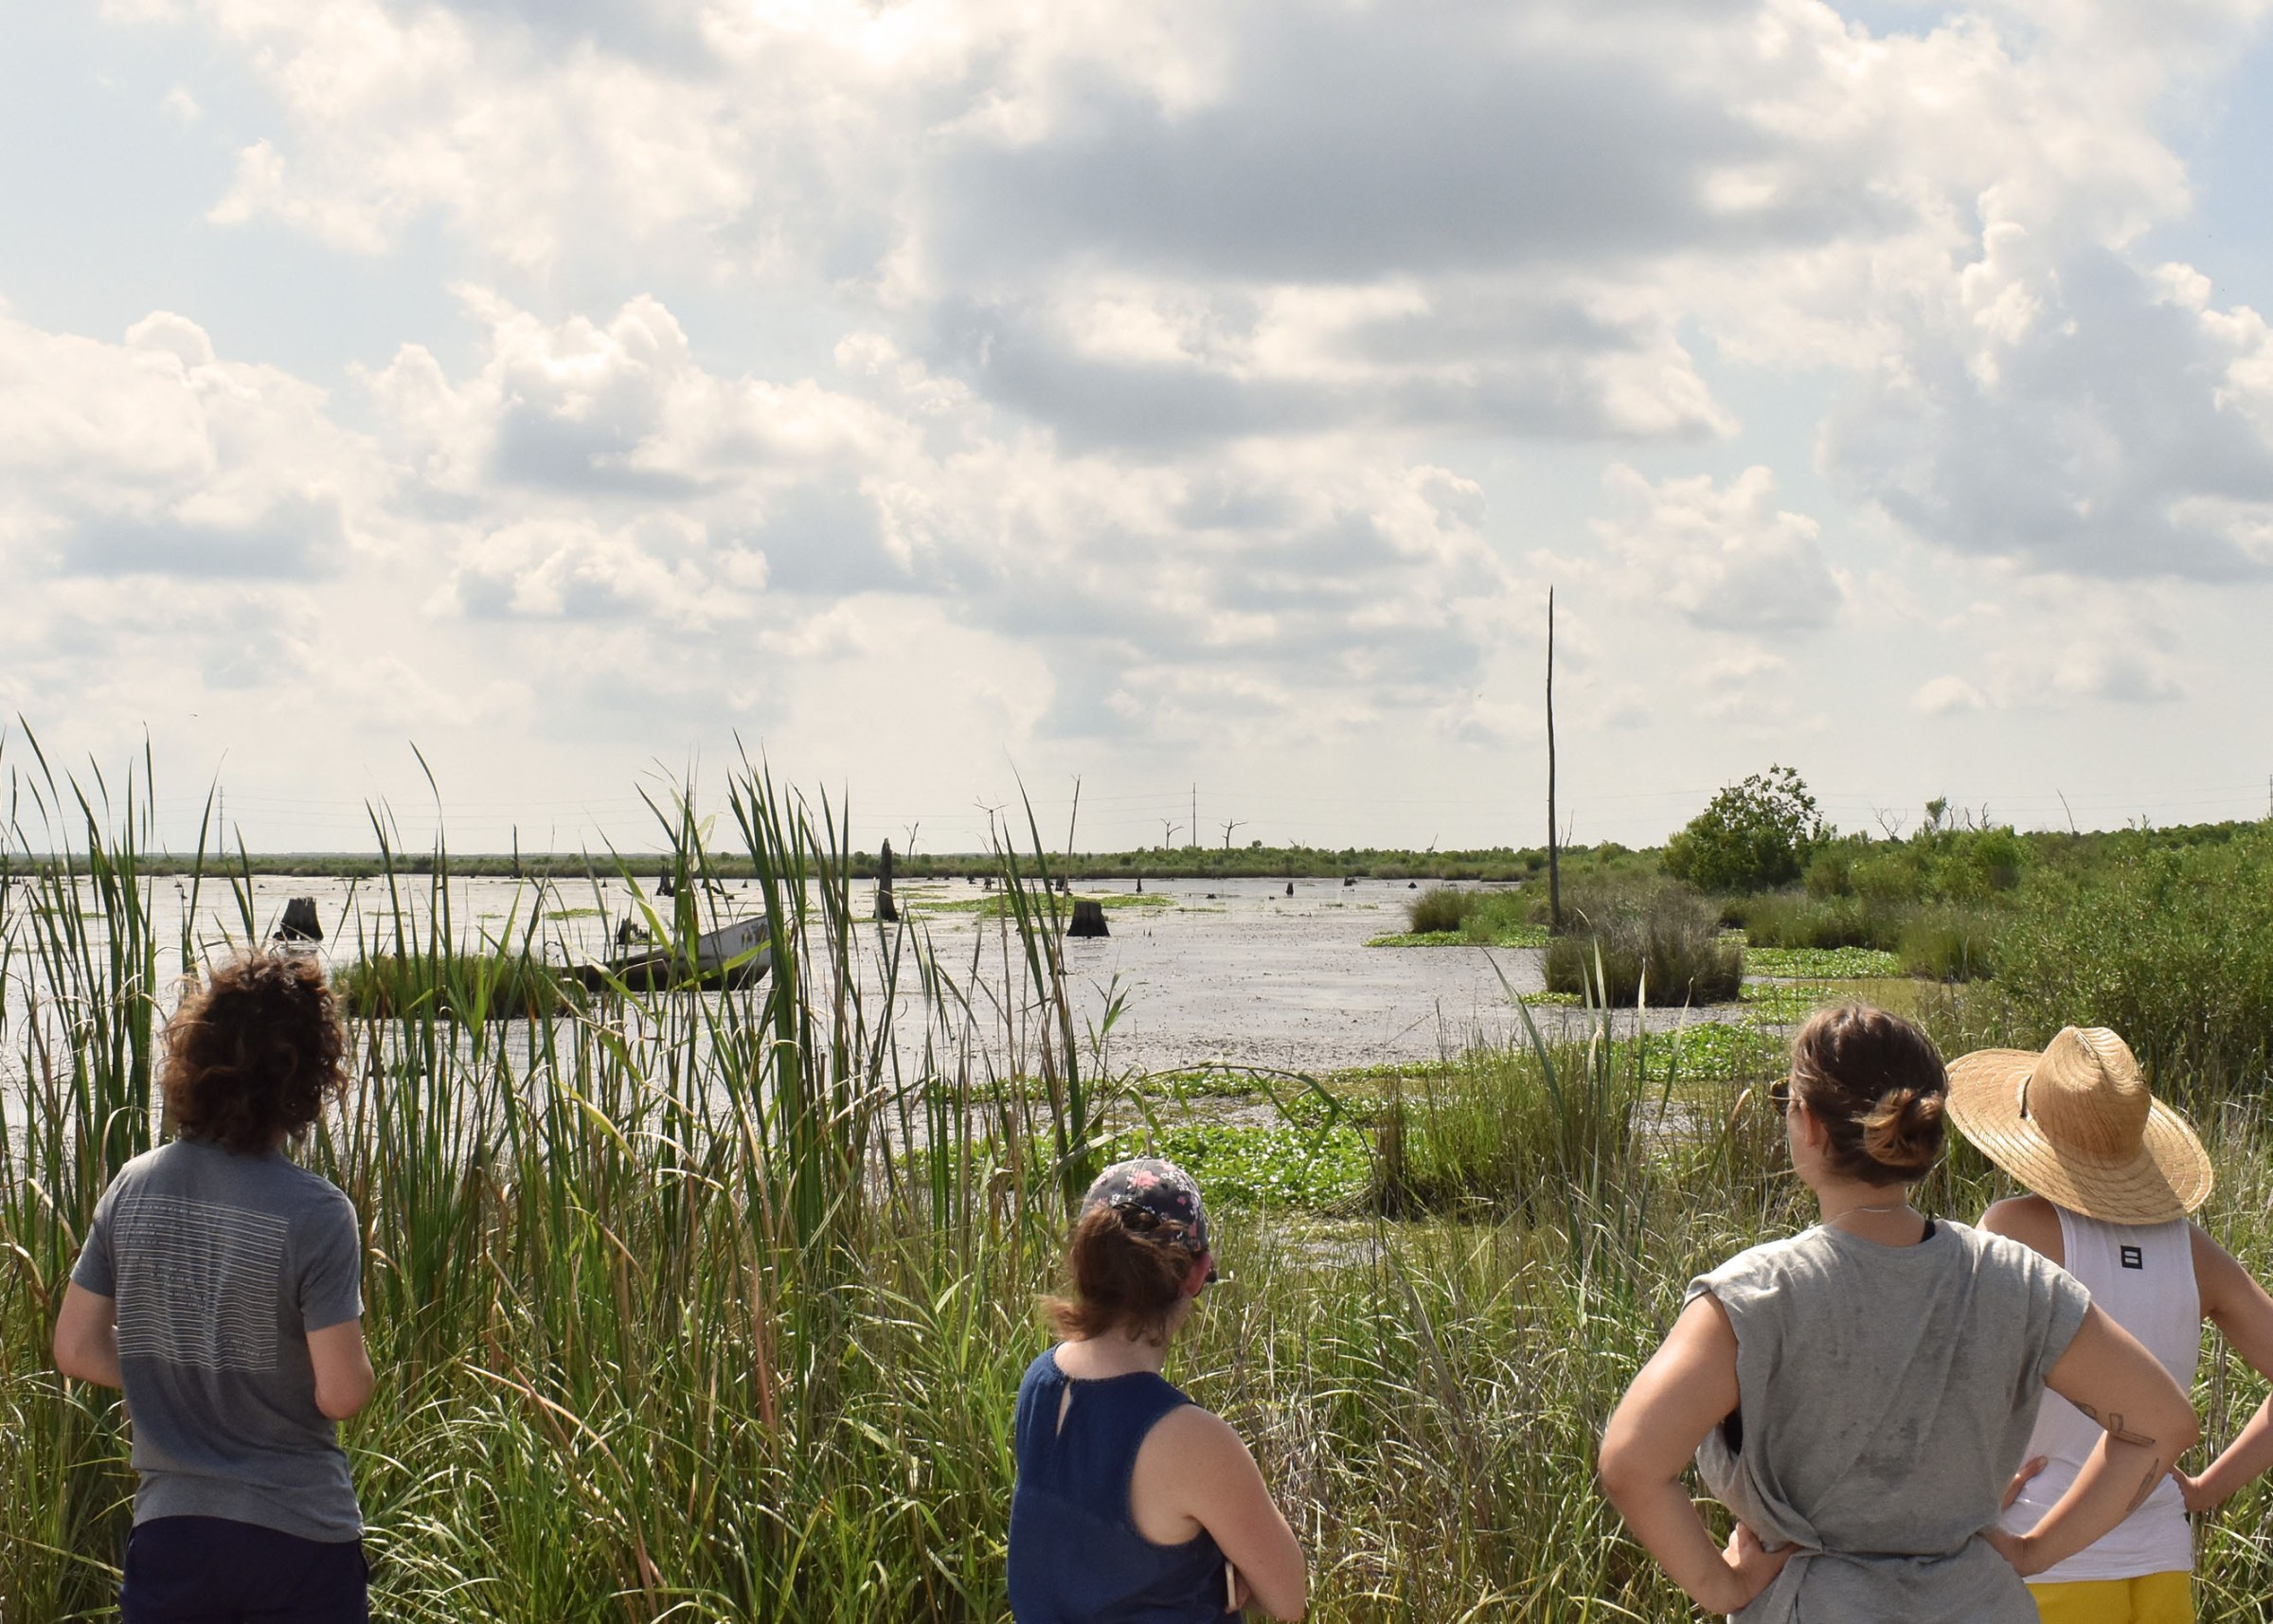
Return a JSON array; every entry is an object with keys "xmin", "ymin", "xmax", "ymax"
[{"xmin": 1946, "ymin": 1026, "xmax": 2211, "ymax": 1224}]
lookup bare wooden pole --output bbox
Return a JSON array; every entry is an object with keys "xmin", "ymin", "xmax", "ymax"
[{"xmin": 1547, "ymin": 586, "xmax": 1561, "ymax": 931}]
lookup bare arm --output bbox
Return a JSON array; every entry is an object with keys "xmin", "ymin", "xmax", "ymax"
[
  {"xmin": 53, "ymin": 1283, "xmax": 121, "ymax": 1388},
  {"xmin": 308, "ymin": 1318, "xmax": 375, "ymax": 1419},
  {"xmin": 1978, "ymin": 1195, "xmax": 2064, "ymax": 1266},
  {"xmin": 1599, "ymin": 1294, "xmax": 1793, "ymax": 1615},
  {"xmin": 1161, "ymin": 1408, "xmax": 1306, "ymax": 1620},
  {"xmin": 2176, "ymin": 1227, "xmax": 2273, "ymax": 1512},
  {"xmin": 1983, "ymin": 1305, "xmax": 2200, "ymax": 1577}
]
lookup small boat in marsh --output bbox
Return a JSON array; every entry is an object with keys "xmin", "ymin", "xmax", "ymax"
[{"xmin": 576, "ymin": 914, "xmax": 772, "ymax": 992}]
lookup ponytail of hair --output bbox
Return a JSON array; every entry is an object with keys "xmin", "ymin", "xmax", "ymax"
[{"xmin": 1044, "ymin": 1205, "xmax": 1197, "ymax": 1345}]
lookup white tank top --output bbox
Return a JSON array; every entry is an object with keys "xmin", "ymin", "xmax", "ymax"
[{"xmin": 1999, "ymin": 1210, "xmax": 2198, "ymax": 1581}]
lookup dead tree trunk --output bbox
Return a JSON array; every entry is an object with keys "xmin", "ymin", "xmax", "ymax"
[{"xmin": 1547, "ymin": 586, "xmax": 1562, "ymax": 932}]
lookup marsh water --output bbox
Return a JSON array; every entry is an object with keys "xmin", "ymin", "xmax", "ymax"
[{"xmin": 0, "ymin": 870, "xmax": 1736, "ymax": 1105}]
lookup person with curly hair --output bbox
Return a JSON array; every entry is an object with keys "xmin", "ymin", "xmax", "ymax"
[{"xmin": 53, "ymin": 951, "xmax": 374, "ymax": 1624}]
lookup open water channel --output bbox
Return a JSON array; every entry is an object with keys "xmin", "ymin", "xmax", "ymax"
[{"xmin": 2, "ymin": 871, "xmax": 1728, "ymax": 1108}]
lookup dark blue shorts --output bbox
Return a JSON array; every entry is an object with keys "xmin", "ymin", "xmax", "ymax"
[{"xmin": 121, "ymin": 1515, "xmax": 368, "ymax": 1624}]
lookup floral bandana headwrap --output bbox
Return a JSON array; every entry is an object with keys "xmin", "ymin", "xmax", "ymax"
[{"xmin": 1081, "ymin": 1157, "xmax": 1217, "ymax": 1282}]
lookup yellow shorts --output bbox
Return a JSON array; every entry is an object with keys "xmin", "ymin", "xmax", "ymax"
[{"xmin": 2028, "ymin": 1571, "xmax": 2192, "ymax": 1624}]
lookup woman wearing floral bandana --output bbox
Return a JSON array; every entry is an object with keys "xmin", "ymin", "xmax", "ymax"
[{"xmin": 1008, "ymin": 1158, "xmax": 1307, "ymax": 1621}]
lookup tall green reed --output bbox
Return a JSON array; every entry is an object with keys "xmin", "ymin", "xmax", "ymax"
[{"xmin": 13, "ymin": 741, "xmax": 2273, "ymax": 1620}]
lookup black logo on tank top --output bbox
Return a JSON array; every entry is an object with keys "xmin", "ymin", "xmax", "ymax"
[{"xmin": 2120, "ymin": 1244, "xmax": 2144, "ymax": 1270}]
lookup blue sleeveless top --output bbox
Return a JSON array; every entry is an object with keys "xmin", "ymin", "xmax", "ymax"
[{"xmin": 1008, "ymin": 1348, "xmax": 1241, "ymax": 1624}]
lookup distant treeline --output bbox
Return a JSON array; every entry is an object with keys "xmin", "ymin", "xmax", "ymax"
[
  {"xmin": 2, "ymin": 844, "xmax": 1571, "ymax": 883},
  {"xmin": 1, "ymin": 819, "xmax": 2261, "ymax": 885}
]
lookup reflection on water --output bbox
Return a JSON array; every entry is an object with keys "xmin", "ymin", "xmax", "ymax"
[{"xmin": 3, "ymin": 870, "xmax": 1717, "ymax": 1116}]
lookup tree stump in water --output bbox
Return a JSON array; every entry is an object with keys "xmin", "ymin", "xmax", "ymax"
[
  {"xmin": 876, "ymin": 839, "xmax": 900, "ymax": 923},
  {"xmin": 1068, "ymin": 900, "xmax": 1109, "ymax": 937},
  {"xmin": 277, "ymin": 897, "xmax": 322, "ymax": 942}
]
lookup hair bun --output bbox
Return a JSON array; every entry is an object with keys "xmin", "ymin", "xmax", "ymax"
[{"xmin": 1862, "ymin": 1084, "xmax": 1945, "ymax": 1172}]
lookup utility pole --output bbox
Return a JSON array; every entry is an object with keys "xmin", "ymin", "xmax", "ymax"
[
  {"xmin": 1547, "ymin": 586, "xmax": 1561, "ymax": 932},
  {"xmin": 1190, "ymin": 784, "xmax": 1198, "ymax": 851}
]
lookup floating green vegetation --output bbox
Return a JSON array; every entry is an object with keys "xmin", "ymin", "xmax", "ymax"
[
  {"xmin": 1318, "ymin": 1059, "xmax": 1467, "ymax": 1089},
  {"xmin": 1107, "ymin": 1122, "xmax": 1371, "ymax": 1209},
  {"xmin": 1636, "ymin": 1021, "xmax": 1786, "ymax": 1085},
  {"xmin": 332, "ymin": 952, "xmax": 578, "ymax": 1021},
  {"xmin": 1518, "ymin": 989, "xmax": 1584, "ymax": 1007},
  {"xmin": 1383, "ymin": 887, "xmax": 1550, "ymax": 948},
  {"xmin": 1743, "ymin": 945, "xmax": 1903, "ymax": 979},
  {"xmin": 1741, "ymin": 977, "xmax": 1930, "ymax": 1027},
  {"xmin": 1740, "ymin": 980, "xmax": 1845, "ymax": 1024},
  {"xmin": 1367, "ymin": 923, "xmax": 1550, "ymax": 948},
  {"xmin": 543, "ymin": 906, "xmax": 603, "ymax": 919}
]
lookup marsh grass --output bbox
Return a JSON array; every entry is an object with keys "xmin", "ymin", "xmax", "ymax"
[
  {"xmin": 332, "ymin": 951, "xmax": 582, "ymax": 1020},
  {"xmin": 10, "ymin": 746, "xmax": 2273, "ymax": 1620},
  {"xmin": 1895, "ymin": 905, "xmax": 1999, "ymax": 982},
  {"xmin": 1387, "ymin": 887, "xmax": 1547, "ymax": 948},
  {"xmin": 1544, "ymin": 884, "xmax": 1742, "ymax": 1007}
]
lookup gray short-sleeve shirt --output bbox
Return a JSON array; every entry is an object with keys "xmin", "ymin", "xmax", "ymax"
[
  {"xmin": 1686, "ymin": 1219, "xmax": 2089, "ymax": 1624},
  {"xmin": 72, "ymin": 1137, "xmax": 365, "ymax": 1541}
]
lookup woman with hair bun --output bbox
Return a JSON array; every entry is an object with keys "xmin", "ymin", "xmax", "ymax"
[
  {"xmin": 1599, "ymin": 1006, "xmax": 2196, "ymax": 1622},
  {"xmin": 1008, "ymin": 1158, "xmax": 1306, "ymax": 1622}
]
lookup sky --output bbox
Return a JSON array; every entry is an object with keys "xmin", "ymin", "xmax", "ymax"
[{"xmin": 5, "ymin": 0, "xmax": 2273, "ymax": 855}]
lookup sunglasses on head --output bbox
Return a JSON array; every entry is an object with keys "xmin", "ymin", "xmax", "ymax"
[{"xmin": 1113, "ymin": 1201, "xmax": 1219, "ymax": 1284}]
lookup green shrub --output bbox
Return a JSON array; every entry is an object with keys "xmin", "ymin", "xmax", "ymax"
[
  {"xmin": 333, "ymin": 952, "xmax": 578, "ymax": 1020},
  {"xmin": 1544, "ymin": 883, "xmax": 1744, "ymax": 1006},
  {"xmin": 1896, "ymin": 906, "xmax": 1998, "ymax": 982},
  {"xmin": 1662, "ymin": 766, "xmax": 1828, "ymax": 893},
  {"xmin": 1803, "ymin": 838, "xmax": 1864, "ymax": 898},
  {"xmin": 1939, "ymin": 827, "xmax": 2027, "ymax": 899},
  {"xmin": 1371, "ymin": 1037, "xmax": 1643, "ymax": 1218},
  {"xmin": 1851, "ymin": 848, "xmax": 1931, "ymax": 904},
  {"xmin": 1406, "ymin": 886, "xmax": 1477, "ymax": 934},
  {"xmin": 1729, "ymin": 891, "xmax": 1899, "ymax": 951},
  {"xmin": 1374, "ymin": 888, "xmax": 1546, "ymax": 947},
  {"xmin": 1993, "ymin": 836, "xmax": 2273, "ymax": 1095}
]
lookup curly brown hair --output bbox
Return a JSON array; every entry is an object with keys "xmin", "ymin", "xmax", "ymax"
[{"xmin": 163, "ymin": 952, "xmax": 349, "ymax": 1153}]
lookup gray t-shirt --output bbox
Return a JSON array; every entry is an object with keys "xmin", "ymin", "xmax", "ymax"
[
  {"xmin": 1687, "ymin": 1219, "xmax": 2089, "ymax": 1624},
  {"xmin": 71, "ymin": 1137, "xmax": 364, "ymax": 1542}
]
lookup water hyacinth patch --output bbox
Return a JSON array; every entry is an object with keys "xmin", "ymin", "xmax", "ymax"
[
  {"xmin": 1741, "ymin": 946, "xmax": 1904, "ymax": 980},
  {"xmin": 1634, "ymin": 1022, "xmax": 1787, "ymax": 1086},
  {"xmin": 1106, "ymin": 1122, "xmax": 1373, "ymax": 1210},
  {"xmin": 1740, "ymin": 980, "xmax": 1846, "ymax": 1025}
]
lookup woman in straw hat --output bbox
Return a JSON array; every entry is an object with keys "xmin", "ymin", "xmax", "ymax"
[
  {"xmin": 1953, "ymin": 1026, "xmax": 2273, "ymax": 1624},
  {"xmin": 1601, "ymin": 1006, "xmax": 2196, "ymax": 1622}
]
